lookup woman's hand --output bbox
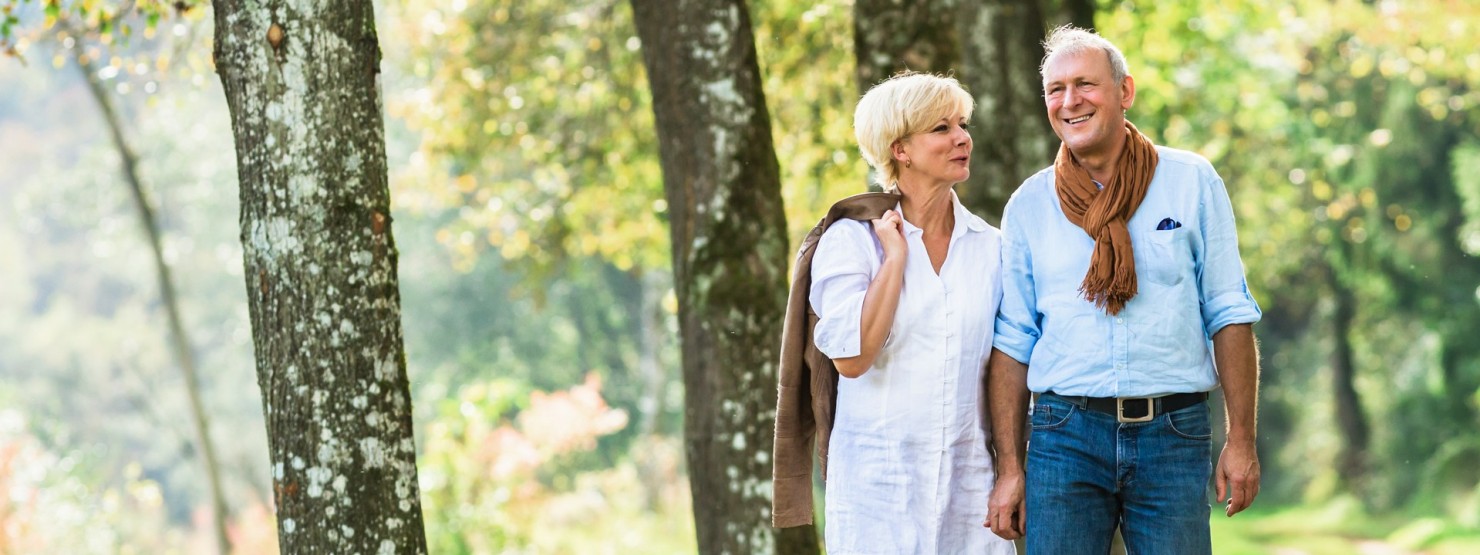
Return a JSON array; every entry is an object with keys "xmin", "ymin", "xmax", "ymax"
[
  {"xmin": 834, "ymin": 211, "xmax": 908, "ymax": 379},
  {"xmin": 871, "ymin": 209, "xmax": 907, "ymax": 262}
]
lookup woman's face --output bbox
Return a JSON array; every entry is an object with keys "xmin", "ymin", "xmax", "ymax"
[{"xmin": 897, "ymin": 114, "xmax": 972, "ymax": 187}]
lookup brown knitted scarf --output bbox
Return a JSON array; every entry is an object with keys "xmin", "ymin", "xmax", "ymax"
[{"xmin": 1054, "ymin": 120, "xmax": 1159, "ymax": 315}]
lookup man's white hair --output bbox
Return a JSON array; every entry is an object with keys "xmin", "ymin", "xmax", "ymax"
[{"xmin": 1041, "ymin": 25, "xmax": 1130, "ymax": 85}]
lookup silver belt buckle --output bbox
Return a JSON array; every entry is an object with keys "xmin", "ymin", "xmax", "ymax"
[{"xmin": 1117, "ymin": 397, "xmax": 1155, "ymax": 423}]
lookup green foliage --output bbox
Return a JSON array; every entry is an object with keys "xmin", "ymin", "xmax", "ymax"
[
  {"xmin": 388, "ymin": 0, "xmax": 869, "ymax": 273},
  {"xmin": 2, "ymin": 1, "xmax": 206, "ymax": 59},
  {"xmin": 393, "ymin": 202, "xmax": 683, "ymax": 455},
  {"xmin": 750, "ymin": 0, "xmax": 869, "ymax": 243},
  {"xmin": 0, "ymin": 17, "xmax": 267, "ymax": 548},
  {"xmin": 419, "ymin": 375, "xmax": 694, "ymax": 554},
  {"xmin": 0, "ymin": 410, "xmax": 187, "ymax": 552},
  {"xmin": 384, "ymin": 1, "xmax": 685, "ymax": 452},
  {"xmin": 1208, "ymin": 498, "xmax": 1480, "ymax": 555},
  {"xmin": 388, "ymin": 0, "xmax": 667, "ymax": 278}
]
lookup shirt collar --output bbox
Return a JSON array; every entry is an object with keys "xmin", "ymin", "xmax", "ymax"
[
  {"xmin": 894, "ymin": 189, "xmax": 987, "ymax": 237},
  {"xmin": 952, "ymin": 189, "xmax": 989, "ymax": 235}
]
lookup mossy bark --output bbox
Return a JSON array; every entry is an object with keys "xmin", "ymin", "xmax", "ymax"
[
  {"xmin": 630, "ymin": 0, "xmax": 814, "ymax": 553},
  {"xmin": 215, "ymin": 1, "xmax": 428, "ymax": 552}
]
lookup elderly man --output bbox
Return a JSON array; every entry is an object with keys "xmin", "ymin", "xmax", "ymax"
[{"xmin": 983, "ymin": 26, "xmax": 1263, "ymax": 555}]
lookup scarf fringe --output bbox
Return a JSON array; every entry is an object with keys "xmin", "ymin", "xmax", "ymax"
[
  {"xmin": 1078, "ymin": 229, "xmax": 1139, "ymax": 315},
  {"xmin": 1055, "ymin": 122, "xmax": 1159, "ymax": 315}
]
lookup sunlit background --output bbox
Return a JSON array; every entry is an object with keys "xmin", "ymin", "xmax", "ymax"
[{"xmin": 3, "ymin": 0, "xmax": 1480, "ymax": 553}]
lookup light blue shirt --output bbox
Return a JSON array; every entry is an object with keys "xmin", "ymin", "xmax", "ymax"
[{"xmin": 993, "ymin": 146, "xmax": 1261, "ymax": 397}]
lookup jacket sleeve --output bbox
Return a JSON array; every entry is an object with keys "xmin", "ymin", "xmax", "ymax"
[{"xmin": 774, "ymin": 226, "xmax": 825, "ymax": 528}]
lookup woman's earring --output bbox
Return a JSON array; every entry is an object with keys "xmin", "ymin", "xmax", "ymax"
[{"xmin": 905, "ymin": 159, "xmax": 912, "ymax": 168}]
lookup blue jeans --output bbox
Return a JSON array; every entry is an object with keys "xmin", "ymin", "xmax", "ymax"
[{"xmin": 1025, "ymin": 394, "xmax": 1213, "ymax": 555}]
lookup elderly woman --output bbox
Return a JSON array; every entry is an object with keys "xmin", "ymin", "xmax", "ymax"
[{"xmin": 810, "ymin": 72, "xmax": 1014, "ymax": 554}]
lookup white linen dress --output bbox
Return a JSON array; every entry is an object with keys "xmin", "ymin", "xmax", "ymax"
[{"xmin": 810, "ymin": 191, "xmax": 1014, "ymax": 555}]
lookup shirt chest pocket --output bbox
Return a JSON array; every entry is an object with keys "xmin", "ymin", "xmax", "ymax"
[{"xmin": 1139, "ymin": 228, "xmax": 1193, "ymax": 287}]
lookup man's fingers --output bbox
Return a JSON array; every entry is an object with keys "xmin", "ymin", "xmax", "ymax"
[
  {"xmin": 1226, "ymin": 481, "xmax": 1260, "ymax": 516},
  {"xmin": 1016, "ymin": 500, "xmax": 1027, "ymax": 536},
  {"xmin": 985, "ymin": 509, "xmax": 1022, "ymax": 540},
  {"xmin": 1222, "ymin": 476, "xmax": 1260, "ymax": 516}
]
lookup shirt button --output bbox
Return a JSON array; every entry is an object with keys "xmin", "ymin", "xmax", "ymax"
[{"xmin": 1116, "ymin": 317, "xmax": 1124, "ymax": 324}]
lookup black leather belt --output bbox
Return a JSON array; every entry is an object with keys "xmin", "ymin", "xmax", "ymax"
[{"xmin": 1043, "ymin": 391, "xmax": 1208, "ymax": 423}]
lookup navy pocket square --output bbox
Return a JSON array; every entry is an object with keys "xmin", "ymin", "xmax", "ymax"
[{"xmin": 1156, "ymin": 217, "xmax": 1182, "ymax": 231}]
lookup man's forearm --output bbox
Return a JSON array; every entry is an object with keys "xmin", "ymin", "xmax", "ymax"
[
  {"xmin": 987, "ymin": 348, "xmax": 1030, "ymax": 475},
  {"xmin": 1212, "ymin": 324, "xmax": 1259, "ymax": 441}
]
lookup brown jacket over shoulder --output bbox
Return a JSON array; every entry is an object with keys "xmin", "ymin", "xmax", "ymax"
[{"xmin": 772, "ymin": 192, "xmax": 901, "ymax": 528}]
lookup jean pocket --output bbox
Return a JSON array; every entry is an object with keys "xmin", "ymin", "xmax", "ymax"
[
  {"xmin": 1166, "ymin": 405, "xmax": 1212, "ymax": 440},
  {"xmin": 1031, "ymin": 403, "xmax": 1074, "ymax": 431}
]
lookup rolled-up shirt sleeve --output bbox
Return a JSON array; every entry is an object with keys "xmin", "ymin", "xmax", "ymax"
[
  {"xmin": 993, "ymin": 199, "xmax": 1041, "ymax": 364},
  {"xmin": 810, "ymin": 221, "xmax": 875, "ymax": 360},
  {"xmin": 1197, "ymin": 171, "xmax": 1262, "ymax": 337}
]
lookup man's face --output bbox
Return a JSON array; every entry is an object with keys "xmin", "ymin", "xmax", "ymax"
[{"xmin": 1042, "ymin": 50, "xmax": 1135, "ymax": 161}]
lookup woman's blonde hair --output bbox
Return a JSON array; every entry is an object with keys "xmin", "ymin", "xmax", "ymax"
[{"xmin": 853, "ymin": 71, "xmax": 975, "ymax": 192}]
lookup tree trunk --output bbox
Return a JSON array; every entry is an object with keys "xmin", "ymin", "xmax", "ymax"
[
  {"xmin": 1046, "ymin": 0, "xmax": 1097, "ymax": 30},
  {"xmin": 956, "ymin": 0, "xmax": 1054, "ymax": 222},
  {"xmin": 853, "ymin": 0, "xmax": 962, "ymax": 193},
  {"xmin": 629, "ymin": 1, "xmax": 816, "ymax": 553},
  {"xmin": 636, "ymin": 271, "xmax": 668, "ymax": 441},
  {"xmin": 75, "ymin": 47, "xmax": 232, "ymax": 555},
  {"xmin": 635, "ymin": 270, "xmax": 671, "ymax": 510},
  {"xmin": 852, "ymin": 0, "xmax": 961, "ymax": 93},
  {"xmin": 213, "ymin": 2, "xmax": 428, "ymax": 553},
  {"xmin": 852, "ymin": 1, "xmax": 1052, "ymax": 220},
  {"xmin": 1327, "ymin": 264, "xmax": 1370, "ymax": 484}
]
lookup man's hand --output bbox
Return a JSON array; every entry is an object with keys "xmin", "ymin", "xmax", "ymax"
[
  {"xmin": 1211, "ymin": 324, "xmax": 1261, "ymax": 517},
  {"xmin": 984, "ymin": 471, "xmax": 1026, "ymax": 540},
  {"xmin": 1215, "ymin": 439, "xmax": 1260, "ymax": 517}
]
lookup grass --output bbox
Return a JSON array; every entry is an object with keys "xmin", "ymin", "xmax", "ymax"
[{"xmin": 1209, "ymin": 498, "xmax": 1480, "ymax": 554}]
